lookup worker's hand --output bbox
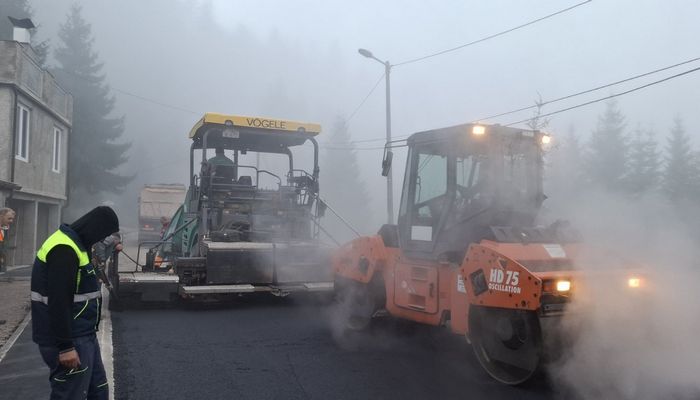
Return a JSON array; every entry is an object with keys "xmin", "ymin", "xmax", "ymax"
[
  {"xmin": 58, "ymin": 349, "xmax": 81, "ymax": 369},
  {"xmin": 115, "ymin": 243, "xmax": 123, "ymax": 252}
]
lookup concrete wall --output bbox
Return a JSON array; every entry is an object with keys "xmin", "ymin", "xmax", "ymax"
[
  {"xmin": 13, "ymin": 90, "xmax": 69, "ymax": 199},
  {"xmin": 0, "ymin": 40, "xmax": 72, "ymax": 265},
  {"xmin": 0, "ymin": 89, "xmax": 12, "ymax": 182},
  {"xmin": 0, "ymin": 42, "xmax": 18, "ymax": 83},
  {"xmin": 5, "ymin": 197, "xmax": 61, "ymax": 265},
  {"xmin": 0, "ymin": 41, "xmax": 72, "ymax": 121}
]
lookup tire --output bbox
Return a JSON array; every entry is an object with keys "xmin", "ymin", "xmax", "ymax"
[{"xmin": 469, "ymin": 306, "xmax": 542, "ymax": 385}]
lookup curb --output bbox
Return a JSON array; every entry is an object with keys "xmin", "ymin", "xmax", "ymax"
[
  {"xmin": 100, "ymin": 287, "xmax": 115, "ymax": 399},
  {"xmin": 0, "ymin": 310, "xmax": 31, "ymax": 363}
]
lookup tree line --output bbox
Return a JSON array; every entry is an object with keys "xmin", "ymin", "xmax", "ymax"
[{"xmin": 547, "ymin": 100, "xmax": 700, "ymax": 204}]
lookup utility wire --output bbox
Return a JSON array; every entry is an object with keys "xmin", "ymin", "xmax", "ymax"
[
  {"xmin": 326, "ymin": 64, "xmax": 700, "ymax": 151},
  {"xmin": 335, "ymin": 1, "xmax": 591, "ymax": 131},
  {"xmin": 328, "ymin": 56, "xmax": 700, "ymax": 147},
  {"xmin": 503, "ymin": 65, "xmax": 700, "ymax": 126},
  {"xmin": 477, "ymin": 55, "xmax": 700, "ymax": 122},
  {"xmin": 393, "ymin": 0, "xmax": 592, "ymax": 67},
  {"xmin": 345, "ymin": 73, "xmax": 385, "ymax": 125},
  {"xmin": 57, "ymin": 67, "xmax": 202, "ymax": 115},
  {"xmin": 110, "ymin": 86, "xmax": 201, "ymax": 115}
]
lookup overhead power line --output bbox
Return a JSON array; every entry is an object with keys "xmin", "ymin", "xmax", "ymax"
[
  {"xmin": 476, "ymin": 55, "xmax": 700, "ymax": 122},
  {"xmin": 344, "ymin": 73, "xmax": 385, "ymax": 125},
  {"xmin": 393, "ymin": 0, "xmax": 592, "ymax": 67},
  {"xmin": 110, "ymin": 86, "xmax": 201, "ymax": 116},
  {"xmin": 325, "ymin": 56, "xmax": 700, "ymax": 148},
  {"xmin": 57, "ymin": 67, "xmax": 202, "ymax": 115},
  {"xmin": 340, "ymin": 1, "xmax": 591, "ymax": 129},
  {"xmin": 503, "ymin": 65, "xmax": 700, "ymax": 126},
  {"xmin": 325, "ymin": 63, "xmax": 700, "ymax": 151}
]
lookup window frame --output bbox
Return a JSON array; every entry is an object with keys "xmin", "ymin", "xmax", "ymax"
[
  {"xmin": 15, "ymin": 103, "xmax": 30, "ymax": 162},
  {"xmin": 52, "ymin": 126, "xmax": 62, "ymax": 173}
]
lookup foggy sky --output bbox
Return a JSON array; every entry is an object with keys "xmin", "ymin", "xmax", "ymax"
[
  {"xmin": 21, "ymin": 2, "xmax": 700, "ymax": 396},
  {"xmin": 28, "ymin": 0, "xmax": 700, "ymax": 227}
]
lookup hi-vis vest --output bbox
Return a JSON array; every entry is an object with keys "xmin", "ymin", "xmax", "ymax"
[{"xmin": 30, "ymin": 228, "xmax": 102, "ymax": 344}]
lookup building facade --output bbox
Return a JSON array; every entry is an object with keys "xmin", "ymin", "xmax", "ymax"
[{"xmin": 0, "ymin": 40, "xmax": 72, "ymax": 265}]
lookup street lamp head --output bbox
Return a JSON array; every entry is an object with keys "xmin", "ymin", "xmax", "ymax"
[{"xmin": 358, "ymin": 48, "xmax": 373, "ymax": 58}]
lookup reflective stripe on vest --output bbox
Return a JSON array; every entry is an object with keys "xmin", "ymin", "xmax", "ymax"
[
  {"xmin": 36, "ymin": 230, "xmax": 90, "ymax": 267},
  {"xmin": 30, "ymin": 290, "xmax": 101, "ymax": 305}
]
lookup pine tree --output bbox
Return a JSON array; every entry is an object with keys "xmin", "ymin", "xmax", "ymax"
[
  {"xmin": 319, "ymin": 117, "xmax": 372, "ymax": 241},
  {"xmin": 662, "ymin": 117, "xmax": 698, "ymax": 201},
  {"xmin": 526, "ymin": 93, "xmax": 549, "ymax": 132},
  {"xmin": 545, "ymin": 125, "xmax": 583, "ymax": 200},
  {"xmin": 584, "ymin": 100, "xmax": 628, "ymax": 191},
  {"xmin": 53, "ymin": 4, "xmax": 132, "ymax": 215},
  {"xmin": 624, "ymin": 128, "xmax": 661, "ymax": 196}
]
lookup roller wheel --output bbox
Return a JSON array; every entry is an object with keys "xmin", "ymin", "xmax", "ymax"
[{"xmin": 469, "ymin": 306, "xmax": 542, "ymax": 385}]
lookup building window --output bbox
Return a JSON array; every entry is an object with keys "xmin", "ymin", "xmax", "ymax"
[
  {"xmin": 15, "ymin": 104, "xmax": 30, "ymax": 161},
  {"xmin": 52, "ymin": 127, "xmax": 61, "ymax": 173}
]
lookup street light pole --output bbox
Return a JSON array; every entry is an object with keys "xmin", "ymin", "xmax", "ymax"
[
  {"xmin": 359, "ymin": 48, "xmax": 394, "ymax": 224},
  {"xmin": 383, "ymin": 61, "xmax": 394, "ymax": 225}
]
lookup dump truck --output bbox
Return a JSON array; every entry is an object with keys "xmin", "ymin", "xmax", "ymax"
[
  {"xmin": 332, "ymin": 123, "xmax": 645, "ymax": 385},
  {"xmin": 111, "ymin": 113, "xmax": 333, "ymax": 303},
  {"xmin": 138, "ymin": 184, "xmax": 186, "ymax": 242}
]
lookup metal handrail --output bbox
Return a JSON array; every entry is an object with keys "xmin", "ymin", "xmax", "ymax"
[{"xmin": 134, "ymin": 217, "xmax": 198, "ymax": 272}]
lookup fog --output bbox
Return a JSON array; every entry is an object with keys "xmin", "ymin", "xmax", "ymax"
[
  {"xmin": 28, "ymin": 0, "xmax": 700, "ymax": 227},
  {"xmin": 24, "ymin": 0, "xmax": 700, "ymax": 397},
  {"xmin": 541, "ymin": 190, "xmax": 700, "ymax": 399}
]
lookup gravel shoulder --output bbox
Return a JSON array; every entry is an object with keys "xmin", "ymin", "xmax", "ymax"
[{"xmin": 0, "ymin": 269, "xmax": 31, "ymax": 349}]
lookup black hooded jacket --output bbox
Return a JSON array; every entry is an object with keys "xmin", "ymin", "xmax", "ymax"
[{"xmin": 32, "ymin": 206, "xmax": 119, "ymax": 351}]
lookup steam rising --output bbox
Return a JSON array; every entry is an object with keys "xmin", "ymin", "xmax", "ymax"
[
  {"xmin": 548, "ymin": 192, "xmax": 700, "ymax": 399},
  {"xmin": 21, "ymin": 1, "xmax": 700, "ymax": 397}
]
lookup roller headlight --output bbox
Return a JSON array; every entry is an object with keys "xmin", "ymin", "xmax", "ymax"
[
  {"xmin": 472, "ymin": 125, "xmax": 486, "ymax": 136},
  {"xmin": 628, "ymin": 277, "xmax": 642, "ymax": 288},
  {"xmin": 556, "ymin": 280, "xmax": 571, "ymax": 292}
]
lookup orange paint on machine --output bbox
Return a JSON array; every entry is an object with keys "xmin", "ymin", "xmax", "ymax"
[{"xmin": 332, "ymin": 123, "xmax": 646, "ymax": 385}]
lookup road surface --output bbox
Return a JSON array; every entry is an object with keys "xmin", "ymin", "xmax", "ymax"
[{"xmin": 111, "ymin": 295, "xmax": 556, "ymax": 400}]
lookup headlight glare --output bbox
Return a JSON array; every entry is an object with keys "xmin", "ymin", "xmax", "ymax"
[{"xmin": 556, "ymin": 280, "xmax": 571, "ymax": 292}]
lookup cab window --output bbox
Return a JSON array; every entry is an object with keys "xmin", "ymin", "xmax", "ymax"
[{"xmin": 411, "ymin": 152, "xmax": 447, "ymax": 241}]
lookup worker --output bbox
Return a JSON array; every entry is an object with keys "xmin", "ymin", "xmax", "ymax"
[
  {"xmin": 31, "ymin": 206, "xmax": 119, "ymax": 400},
  {"xmin": 92, "ymin": 233, "xmax": 122, "ymax": 294},
  {"xmin": 208, "ymin": 147, "xmax": 234, "ymax": 167},
  {"xmin": 0, "ymin": 207, "xmax": 15, "ymax": 272}
]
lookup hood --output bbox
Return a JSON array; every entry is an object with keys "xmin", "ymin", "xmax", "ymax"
[{"xmin": 69, "ymin": 206, "xmax": 120, "ymax": 249}]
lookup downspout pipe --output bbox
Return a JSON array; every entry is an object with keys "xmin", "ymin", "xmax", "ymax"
[{"xmin": 9, "ymin": 85, "xmax": 18, "ymax": 200}]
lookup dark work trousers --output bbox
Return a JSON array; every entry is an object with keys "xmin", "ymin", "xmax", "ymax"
[{"xmin": 38, "ymin": 334, "xmax": 108, "ymax": 400}]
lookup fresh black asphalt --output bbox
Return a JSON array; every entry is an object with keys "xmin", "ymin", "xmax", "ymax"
[{"xmin": 111, "ymin": 295, "xmax": 555, "ymax": 400}]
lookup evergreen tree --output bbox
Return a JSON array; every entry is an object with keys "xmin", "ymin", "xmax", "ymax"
[
  {"xmin": 583, "ymin": 100, "xmax": 628, "ymax": 191},
  {"xmin": 0, "ymin": 0, "xmax": 49, "ymax": 65},
  {"xmin": 662, "ymin": 117, "xmax": 698, "ymax": 201},
  {"xmin": 320, "ymin": 117, "xmax": 372, "ymax": 241},
  {"xmin": 53, "ymin": 4, "xmax": 132, "ymax": 215},
  {"xmin": 624, "ymin": 128, "xmax": 661, "ymax": 196},
  {"xmin": 546, "ymin": 125, "xmax": 583, "ymax": 200},
  {"xmin": 526, "ymin": 93, "xmax": 549, "ymax": 131}
]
